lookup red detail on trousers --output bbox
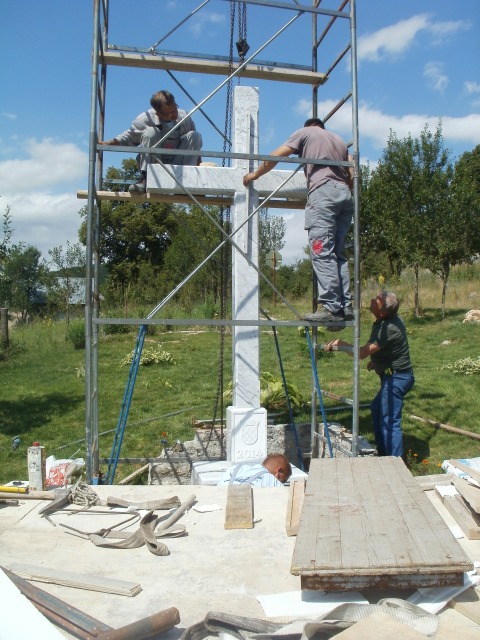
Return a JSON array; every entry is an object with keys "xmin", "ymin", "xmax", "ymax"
[{"xmin": 311, "ymin": 239, "xmax": 323, "ymax": 255}]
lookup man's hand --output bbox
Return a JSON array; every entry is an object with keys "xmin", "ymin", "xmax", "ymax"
[
  {"xmin": 243, "ymin": 172, "xmax": 256, "ymax": 187},
  {"xmin": 324, "ymin": 339, "xmax": 340, "ymax": 352}
]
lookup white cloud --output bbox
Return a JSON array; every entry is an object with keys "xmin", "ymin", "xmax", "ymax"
[
  {"xmin": 1, "ymin": 112, "xmax": 16, "ymax": 121},
  {"xmin": 0, "ymin": 138, "xmax": 88, "ymax": 258},
  {"xmin": 296, "ymin": 98, "xmax": 480, "ymax": 153},
  {"xmin": 357, "ymin": 14, "xmax": 470, "ymax": 63},
  {"xmin": 358, "ymin": 14, "xmax": 430, "ymax": 62},
  {"xmin": 423, "ymin": 62, "xmax": 448, "ymax": 94},
  {"xmin": 189, "ymin": 11, "xmax": 225, "ymax": 38},
  {"xmin": 2, "ymin": 191, "xmax": 83, "ymax": 259},
  {"xmin": 0, "ymin": 138, "xmax": 87, "ymax": 194},
  {"xmin": 465, "ymin": 81, "xmax": 480, "ymax": 95},
  {"xmin": 427, "ymin": 19, "xmax": 471, "ymax": 45}
]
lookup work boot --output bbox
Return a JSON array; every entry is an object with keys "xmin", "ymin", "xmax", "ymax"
[
  {"xmin": 128, "ymin": 179, "xmax": 146, "ymax": 194},
  {"xmin": 303, "ymin": 308, "xmax": 344, "ymax": 323},
  {"xmin": 343, "ymin": 305, "xmax": 354, "ymax": 321}
]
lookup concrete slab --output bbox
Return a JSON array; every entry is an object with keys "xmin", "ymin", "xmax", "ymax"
[
  {"xmin": 0, "ymin": 485, "xmax": 300, "ymax": 638},
  {"xmin": 0, "ymin": 483, "xmax": 479, "ymax": 639}
]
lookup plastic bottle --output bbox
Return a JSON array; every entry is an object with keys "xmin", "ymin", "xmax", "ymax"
[{"xmin": 27, "ymin": 442, "xmax": 46, "ymax": 491}]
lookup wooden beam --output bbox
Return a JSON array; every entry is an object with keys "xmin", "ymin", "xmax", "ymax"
[
  {"xmin": 5, "ymin": 562, "xmax": 142, "ymax": 597},
  {"xmin": 452, "ymin": 476, "xmax": 480, "ymax": 514},
  {"xmin": 450, "ymin": 459, "xmax": 480, "ymax": 484},
  {"xmin": 76, "ymin": 190, "xmax": 305, "ymax": 210},
  {"xmin": 441, "ymin": 494, "xmax": 480, "ymax": 540},
  {"xmin": 415, "ymin": 473, "xmax": 454, "ymax": 491},
  {"xmin": 285, "ymin": 478, "xmax": 305, "ymax": 536},
  {"xmin": 118, "ymin": 463, "xmax": 149, "ymax": 485},
  {"xmin": 450, "ymin": 586, "xmax": 480, "ymax": 625},
  {"xmin": 224, "ymin": 484, "xmax": 253, "ymax": 529},
  {"xmin": 102, "ymin": 51, "xmax": 327, "ymax": 86}
]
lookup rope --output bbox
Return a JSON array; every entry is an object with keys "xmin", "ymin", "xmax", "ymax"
[{"xmin": 69, "ymin": 480, "xmax": 101, "ymax": 508}]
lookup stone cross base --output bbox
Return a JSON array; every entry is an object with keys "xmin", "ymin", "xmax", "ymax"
[{"xmin": 226, "ymin": 406, "xmax": 268, "ymax": 464}]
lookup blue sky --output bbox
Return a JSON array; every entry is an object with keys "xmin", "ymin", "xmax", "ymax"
[{"xmin": 0, "ymin": 0, "xmax": 479, "ymax": 265}]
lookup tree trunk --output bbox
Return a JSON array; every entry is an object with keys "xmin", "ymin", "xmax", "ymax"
[
  {"xmin": 441, "ymin": 268, "xmax": 449, "ymax": 319},
  {"xmin": 414, "ymin": 263, "xmax": 421, "ymax": 318}
]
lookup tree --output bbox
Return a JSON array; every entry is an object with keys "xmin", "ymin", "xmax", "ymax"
[
  {"xmin": 48, "ymin": 241, "xmax": 86, "ymax": 334},
  {"xmin": 78, "ymin": 160, "xmax": 182, "ymax": 309},
  {"xmin": 258, "ymin": 209, "xmax": 286, "ymax": 262},
  {"xmin": 2, "ymin": 245, "xmax": 49, "ymax": 322},
  {"xmin": 360, "ymin": 123, "xmax": 476, "ymax": 317},
  {"xmin": 159, "ymin": 204, "xmax": 230, "ymax": 310},
  {"xmin": 0, "ymin": 207, "xmax": 49, "ymax": 321}
]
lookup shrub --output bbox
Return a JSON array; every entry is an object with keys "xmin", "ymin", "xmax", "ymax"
[
  {"xmin": 67, "ymin": 319, "xmax": 86, "ymax": 349},
  {"xmin": 120, "ymin": 344, "xmax": 176, "ymax": 367}
]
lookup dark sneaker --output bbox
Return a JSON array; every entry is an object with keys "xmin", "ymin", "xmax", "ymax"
[
  {"xmin": 343, "ymin": 305, "xmax": 354, "ymax": 321},
  {"xmin": 303, "ymin": 309, "xmax": 344, "ymax": 323},
  {"xmin": 129, "ymin": 179, "xmax": 146, "ymax": 194}
]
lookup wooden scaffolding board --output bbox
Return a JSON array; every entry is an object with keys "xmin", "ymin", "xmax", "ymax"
[
  {"xmin": 102, "ymin": 51, "xmax": 327, "ymax": 86},
  {"xmin": 291, "ymin": 457, "xmax": 473, "ymax": 591},
  {"xmin": 76, "ymin": 190, "xmax": 305, "ymax": 210}
]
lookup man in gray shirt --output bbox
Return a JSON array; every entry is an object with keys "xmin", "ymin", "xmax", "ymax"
[
  {"xmin": 243, "ymin": 118, "xmax": 353, "ymax": 326},
  {"xmin": 100, "ymin": 90, "xmax": 202, "ymax": 193}
]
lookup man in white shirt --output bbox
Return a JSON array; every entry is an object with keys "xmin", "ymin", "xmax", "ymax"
[{"xmin": 217, "ymin": 454, "xmax": 292, "ymax": 487}]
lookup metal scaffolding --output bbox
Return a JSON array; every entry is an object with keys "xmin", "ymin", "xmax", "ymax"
[{"xmin": 83, "ymin": 0, "xmax": 361, "ymax": 483}]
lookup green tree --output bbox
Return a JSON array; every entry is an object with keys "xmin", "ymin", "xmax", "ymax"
[
  {"xmin": 360, "ymin": 123, "xmax": 476, "ymax": 317},
  {"xmin": 2, "ymin": 245, "xmax": 49, "ymax": 322},
  {"xmin": 159, "ymin": 204, "xmax": 229, "ymax": 310},
  {"xmin": 0, "ymin": 206, "xmax": 14, "ymax": 306},
  {"xmin": 48, "ymin": 241, "xmax": 87, "ymax": 334},
  {"xmin": 258, "ymin": 209, "xmax": 286, "ymax": 262},
  {"xmin": 79, "ymin": 161, "xmax": 182, "ymax": 309}
]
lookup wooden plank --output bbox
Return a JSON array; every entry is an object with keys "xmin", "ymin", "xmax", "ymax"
[
  {"xmin": 76, "ymin": 190, "xmax": 305, "ymax": 210},
  {"xmin": 450, "ymin": 459, "xmax": 480, "ymax": 484},
  {"xmin": 4, "ymin": 562, "xmax": 142, "ymax": 597},
  {"xmin": 102, "ymin": 51, "xmax": 327, "ymax": 86},
  {"xmin": 285, "ymin": 479, "xmax": 305, "ymax": 536},
  {"xmin": 332, "ymin": 612, "xmax": 426, "ymax": 639},
  {"xmin": 442, "ymin": 494, "xmax": 480, "ymax": 540},
  {"xmin": 292, "ymin": 457, "xmax": 473, "ymax": 591},
  {"xmin": 416, "ymin": 473, "xmax": 454, "ymax": 491},
  {"xmin": 450, "ymin": 586, "xmax": 480, "ymax": 625},
  {"xmin": 224, "ymin": 485, "xmax": 253, "ymax": 530},
  {"xmin": 453, "ymin": 476, "xmax": 480, "ymax": 513},
  {"xmin": 118, "ymin": 463, "xmax": 149, "ymax": 485}
]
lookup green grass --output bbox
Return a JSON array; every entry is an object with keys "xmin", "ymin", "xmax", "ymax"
[{"xmin": 1, "ymin": 279, "xmax": 479, "ymax": 484}]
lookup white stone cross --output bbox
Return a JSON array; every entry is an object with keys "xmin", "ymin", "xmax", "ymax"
[{"xmin": 148, "ymin": 86, "xmax": 306, "ymax": 464}]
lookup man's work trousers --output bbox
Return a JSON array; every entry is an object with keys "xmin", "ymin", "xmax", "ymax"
[
  {"xmin": 371, "ymin": 370, "xmax": 415, "ymax": 457},
  {"xmin": 305, "ymin": 180, "xmax": 353, "ymax": 314},
  {"xmin": 138, "ymin": 128, "xmax": 202, "ymax": 169}
]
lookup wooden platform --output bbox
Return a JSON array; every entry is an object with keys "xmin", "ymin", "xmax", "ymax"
[
  {"xmin": 102, "ymin": 51, "xmax": 327, "ymax": 86},
  {"xmin": 76, "ymin": 190, "xmax": 305, "ymax": 210},
  {"xmin": 291, "ymin": 457, "xmax": 473, "ymax": 591}
]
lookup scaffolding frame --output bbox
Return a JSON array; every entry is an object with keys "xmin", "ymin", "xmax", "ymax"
[{"xmin": 84, "ymin": 0, "xmax": 361, "ymax": 483}]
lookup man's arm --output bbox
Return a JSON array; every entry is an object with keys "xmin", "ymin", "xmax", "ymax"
[
  {"xmin": 324, "ymin": 339, "xmax": 380, "ymax": 361},
  {"xmin": 243, "ymin": 144, "xmax": 295, "ymax": 186}
]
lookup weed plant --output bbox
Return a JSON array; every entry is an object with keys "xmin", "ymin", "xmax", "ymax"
[{"xmin": 0, "ymin": 269, "xmax": 479, "ymax": 483}]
